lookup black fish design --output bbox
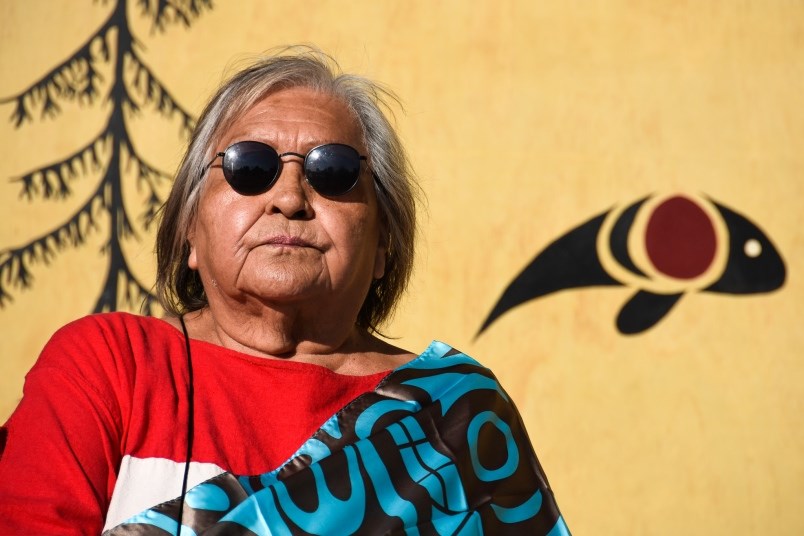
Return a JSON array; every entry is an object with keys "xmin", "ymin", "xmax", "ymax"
[{"xmin": 478, "ymin": 194, "xmax": 786, "ymax": 335}]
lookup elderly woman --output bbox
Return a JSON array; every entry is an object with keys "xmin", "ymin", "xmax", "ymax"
[{"xmin": 0, "ymin": 49, "xmax": 569, "ymax": 535}]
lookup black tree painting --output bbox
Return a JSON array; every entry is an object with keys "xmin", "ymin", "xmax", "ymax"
[{"xmin": 0, "ymin": 0, "xmax": 211, "ymax": 313}]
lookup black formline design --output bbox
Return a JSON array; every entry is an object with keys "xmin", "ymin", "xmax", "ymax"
[{"xmin": 478, "ymin": 193, "xmax": 787, "ymax": 336}]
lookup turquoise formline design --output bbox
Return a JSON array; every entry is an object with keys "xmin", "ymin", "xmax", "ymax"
[
  {"xmin": 110, "ymin": 341, "xmax": 568, "ymax": 535},
  {"xmin": 468, "ymin": 411, "xmax": 519, "ymax": 482},
  {"xmin": 548, "ymin": 516, "xmax": 571, "ymax": 536},
  {"xmin": 120, "ymin": 510, "xmax": 198, "ymax": 535},
  {"xmin": 184, "ymin": 482, "xmax": 231, "ymax": 512},
  {"xmin": 402, "ymin": 373, "xmax": 509, "ymax": 416},
  {"xmin": 272, "ymin": 446, "xmax": 367, "ymax": 534},
  {"xmin": 491, "ymin": 490, "xmax": 543, "ymax": 524}
]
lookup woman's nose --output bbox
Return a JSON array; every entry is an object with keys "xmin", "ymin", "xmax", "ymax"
[{"xmin": 265, "ymin": 156, "xmax": 313, "ymax": 219}]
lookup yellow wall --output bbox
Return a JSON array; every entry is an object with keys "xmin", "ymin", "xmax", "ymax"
[{"xmin": 2, "ymin": 1, "xmax": 803, "ymax": 534}]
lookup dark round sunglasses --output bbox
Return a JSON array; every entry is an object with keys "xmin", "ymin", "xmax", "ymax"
[{"xmin": 203, "ymin": 141, "xmax": 368, "ymax": 197}]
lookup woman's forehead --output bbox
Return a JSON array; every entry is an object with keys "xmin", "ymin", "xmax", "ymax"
[{"xmin": 217, "ymin": 87, "xmax": 364, "ymax": 150}]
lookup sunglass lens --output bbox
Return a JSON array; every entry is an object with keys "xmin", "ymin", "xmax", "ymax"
[
  {"xmin": 224, "ymin": 141, "xmax": 279, "ymax": 195},
  {"xmin": 305, "ymin": 144, "xmax": 362, "ymax": 196}
]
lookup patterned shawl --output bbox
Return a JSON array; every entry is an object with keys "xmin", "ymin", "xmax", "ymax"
[{"xmin": 106, "ymin": 342, "xmax": 570, "ymax": 535}]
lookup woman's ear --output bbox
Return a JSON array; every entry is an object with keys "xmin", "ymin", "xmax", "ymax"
[
  {"xmin": 187, "ymin": 224, "xmax": 198, "ymax": 270},
  {"xmin": 373, "ymin": 226, "xmax": 389, "ymax": 280}
]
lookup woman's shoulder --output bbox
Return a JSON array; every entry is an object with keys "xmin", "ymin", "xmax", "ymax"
[
  {"xmin": 404, "ymin": 340, "xmax": 488, "ymax": 371},
  {"xmin": 52, "ymin": 311, "xmax": 180, "ymax": 342},
  {"xmin": 36, "ymin": 312, "xmax": 183, "ymax": 373}
]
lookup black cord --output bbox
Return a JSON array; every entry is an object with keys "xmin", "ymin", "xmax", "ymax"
[{"xmin": 177, "ymin": 315, "xmax": 195, "ymax": 534}]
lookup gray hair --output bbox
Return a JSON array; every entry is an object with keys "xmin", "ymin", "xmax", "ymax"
[{"xmin": 155, "ymin": 46, "xmax": 420, "ymax": 331}]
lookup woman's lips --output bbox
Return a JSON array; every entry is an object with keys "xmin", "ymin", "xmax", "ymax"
[{"xmin": 263, "ymin": 235, "xmax": 313, "ymax": 247}]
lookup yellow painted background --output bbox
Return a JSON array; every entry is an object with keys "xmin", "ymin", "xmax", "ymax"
[{"xmin": 1, "ymin": 1, "xmax": 803, "ymax": 534}]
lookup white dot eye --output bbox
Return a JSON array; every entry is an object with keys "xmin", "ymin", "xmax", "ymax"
[{"xmin": 744, "ymin": 238, "xmax": 762, "ymax": 258}]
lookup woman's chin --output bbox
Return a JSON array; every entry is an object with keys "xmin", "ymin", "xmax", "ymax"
[{"xmin": 232, "ymin": 278, "xmax": 324, "ymax": 306}]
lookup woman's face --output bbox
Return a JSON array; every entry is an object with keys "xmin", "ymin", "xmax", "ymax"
[{"xmin": 188, "ymin": 87, "xmax": 386, "ymax": 314}]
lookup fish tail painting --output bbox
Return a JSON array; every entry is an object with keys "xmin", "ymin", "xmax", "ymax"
[{"xmin": 478, "ymin": 193, "xmax": 786, "ymax": 336}]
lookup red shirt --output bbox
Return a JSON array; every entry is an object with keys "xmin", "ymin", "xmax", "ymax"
[{"xmin": 0, "ymin": 313, "xmax": 388, "ymax": 534}]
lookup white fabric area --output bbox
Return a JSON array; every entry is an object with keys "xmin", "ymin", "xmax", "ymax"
[{"xmin": 103, "ymin": 455, "xmax": 226, "ymax": 531}]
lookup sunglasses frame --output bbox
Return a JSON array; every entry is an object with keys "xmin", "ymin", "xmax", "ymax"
[{"xmin": 202, "ymin": 141, "xmax": 369, "ymax": 197}]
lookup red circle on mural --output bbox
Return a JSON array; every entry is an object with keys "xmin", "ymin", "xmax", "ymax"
[{"xmin": 645, "ymin": 196, "xmax": 717, "ymax": 279}]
